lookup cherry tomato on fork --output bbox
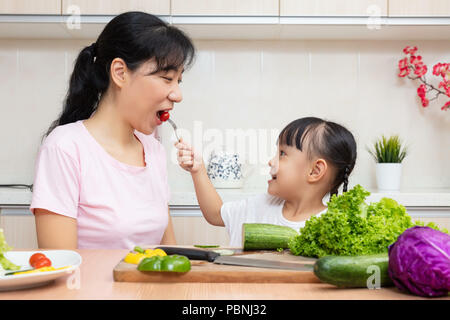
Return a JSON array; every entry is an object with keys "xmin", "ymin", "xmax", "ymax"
[{"xmin": 159, "ymin": 111, "xmax": 170, "ymax": 122}]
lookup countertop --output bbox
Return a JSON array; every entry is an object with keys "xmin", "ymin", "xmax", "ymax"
[
  {"xmin": 0, "ymin": 249, "xmax": 447, "ymax": 300},
  {"xmin": 1, "ymin": 187, "xmax": 449, "ymax": 208}
]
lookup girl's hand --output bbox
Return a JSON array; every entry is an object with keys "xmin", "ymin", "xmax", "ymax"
[{"xmin": 174, "ymin": 138, "xmax": 204, "ymax": 174}]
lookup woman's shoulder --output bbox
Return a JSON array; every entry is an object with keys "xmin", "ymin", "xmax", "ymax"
[{"xmin": 41, "ymin": 121, "xmax": 84, "ymax": 155}]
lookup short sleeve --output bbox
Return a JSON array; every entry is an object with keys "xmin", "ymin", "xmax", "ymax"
[
  {"xmin": 220, "ymin": 198, "xmax": 249, "ymax": 247},
  {"xmin": 30, "ymin": 145, "xmax": 80, "ymax": 219}
]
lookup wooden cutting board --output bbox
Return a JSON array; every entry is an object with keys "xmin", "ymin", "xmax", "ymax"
[{"xmin": 113, "ymin": 247, "xmax": 321, "ymax": 283}]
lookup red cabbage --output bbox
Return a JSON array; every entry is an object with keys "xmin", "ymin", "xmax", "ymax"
[{"xmin": 388, "ymin": 226, "xmax": 450, "ymax": 297}]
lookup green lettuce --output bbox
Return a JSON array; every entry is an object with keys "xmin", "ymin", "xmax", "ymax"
[
  {"xmin": 0, "ymin": 228, "xmax": 20, "ymax": 271},
  {"xmin": 288, "ymin": 185, "xmax": 448, "ymax": 258}
]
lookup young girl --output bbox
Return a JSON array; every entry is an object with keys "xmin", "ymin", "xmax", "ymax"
[
  {"xmin": 175, "ymin": 117, "xmax": 357, "ymax": 247},
  {"xmin": 30, "ymin": 12, "xmax": 195, "ymax": 249}
]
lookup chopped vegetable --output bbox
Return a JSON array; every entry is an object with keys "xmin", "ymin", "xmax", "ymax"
[
  {"xmin": 242, "ymin": 223, "xmax": 298, "ymax": 250},
  {"xmin": 388, "ymin": 226, "xmax": 450, "ymax": 297},
  {"xmin": 194, "ymin": 245, "xmax": 220, "ymax": 248},
  {"xmin": 133, "ymin": 246, "xmax": 145, "ymax": 254},
  {"xmin": 137, "ymin": 255, "xmax": 191, "ymax": 273},
  {"xmin": 212, "ymin": 249, "xmax": 234, "ymax": 256},
  {"xmin": 29, "ymin": 253, "xmax": 46, "ymax": 267},
  {"xmin": 0, "ymin": 228, "xmax": 19, "ymax": 271},
  {"xmin": 124, "ymin": 248, "xmax": 167, "ymax": 265},
  {"xmin": 33, "ymin": 257, "xmax": 52, "ymax": 269},
  {"xmin": 12, "ymin": 266, "xmax": 71, "ymax": 276},
  {"xmin": 288, "ymin": 184, "xmax": 448, "ymax": 258}
]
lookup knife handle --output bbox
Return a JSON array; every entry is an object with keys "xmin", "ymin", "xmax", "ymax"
[{"xmin": 155, "ymin": 246, "xmax": 219, "ymax": 262}]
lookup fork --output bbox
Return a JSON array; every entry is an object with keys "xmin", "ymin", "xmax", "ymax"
[{"xmin": 166, "ymin": 118, "xmax": 181, "ymax": 142}]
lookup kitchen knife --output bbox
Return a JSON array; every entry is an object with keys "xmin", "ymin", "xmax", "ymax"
[{"xmin": 156, "ymin": 247, "xmax": 314, "ymax": 271}]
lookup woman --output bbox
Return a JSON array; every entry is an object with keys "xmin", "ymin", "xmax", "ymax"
[{"xmin": 30, "ymin": 12, "xmax": 195, "ymax": 249}]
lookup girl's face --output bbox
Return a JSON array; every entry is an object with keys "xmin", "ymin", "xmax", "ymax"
[
  {"xmin": 267, "ymin": 143, "xmax": 316, "ymax": 199},
  {"xmin": 119, "ymin": 60, "xmax": 184, "ymax": 135}
]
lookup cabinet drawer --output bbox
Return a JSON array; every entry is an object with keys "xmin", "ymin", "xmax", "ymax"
[
  {"xmin": 280, "ymin": 0, "xmax": 388, "ymax": 17},
  {"xmin": 389, "ymin": 0, "xmax": 450, "ymax": 17},
  {"xmin": 62, "ymin": 0, "xmax": 170, "ymax": 15},
  {"xmin": 172, "ymin": 216, "xmax": 230, "ymax": 246},
  {"xmin": 171, "ymin": 0, "xmax": 279, "ymax": 16},
  {"xmin": 0, "ymin": 0, "xmax": 61, "ymax": 15}
]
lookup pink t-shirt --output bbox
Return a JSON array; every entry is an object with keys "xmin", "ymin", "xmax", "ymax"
[{"xmin": 30, "ymin": 120, "xmax": 170, "ymax": 249}]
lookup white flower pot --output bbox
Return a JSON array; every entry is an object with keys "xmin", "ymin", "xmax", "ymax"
[{"xmin": 376, "ymin": 163, "xmax": 402, "ymax": 191}]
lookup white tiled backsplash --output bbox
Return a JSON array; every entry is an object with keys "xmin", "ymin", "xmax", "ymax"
[{"xmin": 0, "ymin": 39, "xmax": 449, "ymax": 192}]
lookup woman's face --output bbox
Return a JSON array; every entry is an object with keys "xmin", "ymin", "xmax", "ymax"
[
  {"xmin": 119, "ymin": 59, "xmax": 184, "ymax": 135},
  {"xmin": 267, "ymin": 143, "xmax": 314, "ymax": 199}
]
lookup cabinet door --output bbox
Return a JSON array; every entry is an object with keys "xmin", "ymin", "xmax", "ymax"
[
  {"xmin": 172, "ymin": 216, "xmax": 230, "ymax": 246},
  {"xmin": 62, "ymin": 0, "xmax": 170, "ymax": 15},
  {"xmin": 389, "ymin": 0, "xmax": 450, "ymax": 17},
  {"xmin": 171, "ymin": 0, "xmax": 279, "ymax": 16},
  {"xmin": 0, "ymin": 215, "xmax": 38, "ymax": 250},
  {"xmin": 280, "ymin": 0, "xmax": 388, "ymax": 17},
  {"xmin": 0, "ymin": 0, "xmax": 61, "ymax": 14}
]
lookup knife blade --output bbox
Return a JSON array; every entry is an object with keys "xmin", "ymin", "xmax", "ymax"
[{"xmin": 156, "ymin": 246, "xmax": 314, "ymax": 271}]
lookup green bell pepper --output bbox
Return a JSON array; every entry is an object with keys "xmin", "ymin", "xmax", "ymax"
[{"xmin": 137, "ymin": 254, "xmax": 191, "ymax": 273}]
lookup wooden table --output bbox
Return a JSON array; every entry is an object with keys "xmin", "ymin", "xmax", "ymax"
[{"xmin": 0, "ymin": 249, "xmax": 447, "ymax": 300}]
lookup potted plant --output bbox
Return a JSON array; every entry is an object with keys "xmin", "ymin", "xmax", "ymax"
[{"xmin": 367, "ymin": 135, "xmax": 408, "ymax": 191}]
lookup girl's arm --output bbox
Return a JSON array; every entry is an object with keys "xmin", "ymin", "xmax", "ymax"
[
  {"xmin": 34, "ymin": 208, "xmax": 78, "ymax": 249},
  {"xmin": 160, "ymin": 207, "xmax": 177, "ymax": 245},
  {"xmin": 175, "ymin": 140, "xmax": 225, "ymax": 227}
]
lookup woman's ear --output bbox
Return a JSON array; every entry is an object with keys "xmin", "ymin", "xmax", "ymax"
[
  {"xmin": 308, "ymin": 158, "xmax": 328, "ymax": 183},
  {"xmin": 109, "ymin": 57, "xmax": 128, "ymax": 89}
]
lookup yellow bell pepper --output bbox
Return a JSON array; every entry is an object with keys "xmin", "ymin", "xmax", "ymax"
[
  {"xmin": 145, "ymin": 248, "xmax": 167, "ymax": 257},
  {"xmin": 13, "ymin": 266, "xmax": 71, "ymax": 275},
  {"xmin": 124, "ymin": 252, "xmax": 146, "ymax": 264},
  {"xmin": 124, "ymin": 249, "xmax": 167, "ymax": 264}
]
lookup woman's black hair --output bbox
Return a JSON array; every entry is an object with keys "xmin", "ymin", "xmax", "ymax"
[
  {"xmin": 45, "ymin": 11, "xmax": 195, "ymax": 136},
  {"xmin": 278, "ymin": 117, "xmax": 357, "ymax": 197}
]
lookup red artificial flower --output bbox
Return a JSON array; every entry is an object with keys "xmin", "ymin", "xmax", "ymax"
[
  {"xmin": 421, "ymin": 97, "xmax": 429, "ymax": 107},
  {"xmin": 410, "ymin": 55, "xmax": 422, "ymax": 65},
  {"xmin": 417, "ymin": 84, "xmax": 427, "ymax": 98},
  {"xmin": 398, "ymin": 58, "xmax": 408, "ymax": 70},
  {"xmin": 403, "ymin": 46, "xmax": 418, "ymax": 55},
  {"xmin": 433, "ymin": 63, "xmax": 445, "ymax": 76},
  {"xmin": 414, "ymin": 63, "xmax": 428, "ymax": 77},
  {"xmin": 398, "ymin": 68, "xmax": 410, "ymax": 77},
  {"xmin": 441, "ymin": 100, "xmax": 450, "ymax": 111},
  {"xmin": 438, "ymin": 80, "xmax": 450, "ymax": 97}
]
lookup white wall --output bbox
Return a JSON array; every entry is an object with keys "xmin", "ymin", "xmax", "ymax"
[{"xmin": 0, "ymin": 39, "xmax": 449, "ymax": 192}]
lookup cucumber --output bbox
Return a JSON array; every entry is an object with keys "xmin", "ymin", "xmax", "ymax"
[
  {"xmin": 242, "ymin": 223, "xmax": 298, "ymax": 250},
  {"xmin": 313, "ymin": 253, "xmax": 394, "ymax": 288}
]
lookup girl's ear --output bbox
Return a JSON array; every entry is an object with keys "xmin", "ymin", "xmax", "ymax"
[
  {"xmin": 308, "ymin": 158, "xmax": 327, "ymax": 182},
  {"xmin": 110, "ymin": 57, "xmax": 128, "ymax": 89}
]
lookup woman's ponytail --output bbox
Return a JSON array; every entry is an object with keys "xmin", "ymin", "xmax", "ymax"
[{"xmin": 46, "ymin": 42, "xmax": 105, "ymax": 136}]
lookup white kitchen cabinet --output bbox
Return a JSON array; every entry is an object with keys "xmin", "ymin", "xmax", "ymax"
[
  {"xmin": 0, "ymin": 214, "xmax": 38, "ymax": 249},
  {"xmin": 62, "ymin": 0, "xmax": 170, "ymax": 16},
  {"xmin": 0, "ymin": 207, "xmax": 229, "ymax": 248},
  {"xmin": 389, "ymin": 0, "xmax": 450, "ymax": 17},
  {"xmin": 171, "ymin": 0, "xmax": 279, "ymax": 16},
  {"xmin": 280, "ymin": 0, "xmax": 388, "ymax": 17},
  {"xmin": 0, "ymin": 206, "xmax": 448, "ymax": 249},
  {"xmin": 0, "ymin": 0, "xmax": 61, "ymax": 15}
]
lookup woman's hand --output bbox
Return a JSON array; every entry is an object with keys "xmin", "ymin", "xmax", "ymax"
[{"xmin": 174, "ymin": 138, "xmax": 204, "ymax": 174}]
